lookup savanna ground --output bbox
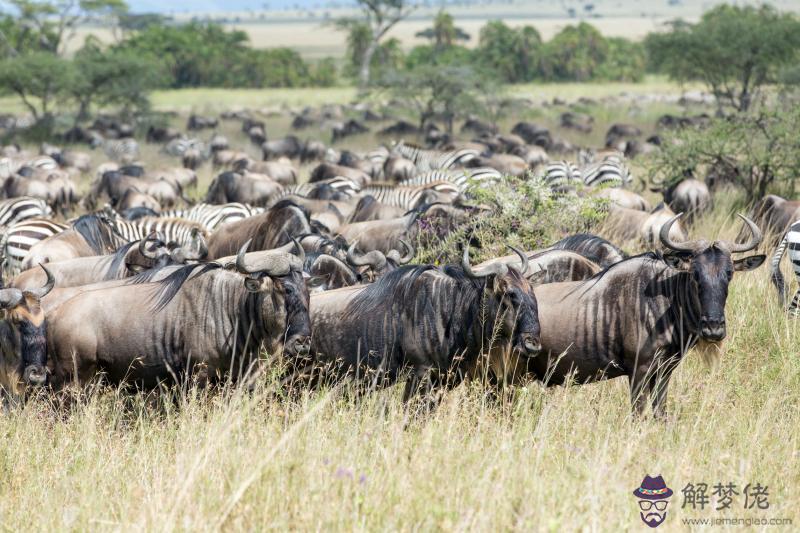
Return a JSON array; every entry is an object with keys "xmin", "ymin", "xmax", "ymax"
[{"xmin": 1, "ymin": 79, "xmax": 799, "ymax": 531}]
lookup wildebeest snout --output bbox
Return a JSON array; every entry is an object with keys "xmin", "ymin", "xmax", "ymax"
[
  {"xmin": 23, "ymin": 365, "xmax": 47, "ymax": 387},
  {"xmin": 287, "ymin": 335, "xmax": 312, "ymax": 358},
  {"xmin": 700, "ymin": 316, "xmax": 726, "ymax": 342},
  {"xmin": 517, "ymin": 333, "xmax": 542, "ymax": 357}
]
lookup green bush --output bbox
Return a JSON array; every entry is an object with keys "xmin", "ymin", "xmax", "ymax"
[{"xmin": 415, "ymin": 176, "xmax": 608, "ymax": 265}]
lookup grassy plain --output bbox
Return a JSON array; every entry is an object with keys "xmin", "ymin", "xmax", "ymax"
[{"xmin": 1, "ymin": 80, "xmax": 798, "ymax": 532}]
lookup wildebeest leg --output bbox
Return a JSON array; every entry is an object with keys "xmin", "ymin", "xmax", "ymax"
[
  {"xmin": 650, "ymin": 356, "xmax": 680, "ymax": 419},
  {"xmin": 628, "ymin": 364, "xmax": 652, "ymax": 417}
]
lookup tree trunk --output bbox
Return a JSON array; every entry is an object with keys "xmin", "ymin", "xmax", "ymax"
[{"xmin": 358, "ymin": 38, "xmax": 379, "ymax": 92}]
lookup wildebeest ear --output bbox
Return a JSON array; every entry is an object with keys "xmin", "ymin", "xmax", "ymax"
[
  {"xmin": 244, "ymin": 277, "xmax": 262, "ymax": 292},
  {"xmin": 733, "ymin": 254, "xmax": 766, "ymax": 272},
  {"xmin": 662, "ymin": 253, "xmax": 691, "ymax": 271},
  {"xmin": 491, "ymin": 275, "xmax": 509, "ymax": 293},
  {"xmin": 527, "ymin": 269, "xmax": 547, "ymax": 286}
]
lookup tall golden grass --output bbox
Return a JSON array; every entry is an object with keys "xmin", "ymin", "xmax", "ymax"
[{"xmin": 1, "ymin": 96, "xmax": 798, "ymax": 531}]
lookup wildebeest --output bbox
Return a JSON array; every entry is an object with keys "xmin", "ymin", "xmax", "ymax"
[
  {"xmin": 653, "ymin": 178, "xmax": 711, "ymax": 223},
  {"xmin": 530, "ymin": 214, "xmax": 765, "ymax": 416},
  {"xmin": 741, "ymin": 194, "xmax": 800, "ymax": 245},
  {"xmin": 605, "ymin": 204, "xmax": 688, "ymax": 249},
  {"xmin": 206, "ymin": 201, "xmax": 312, "ymax": 259},
  {"xmin": 23, "ymin": 214, "xmax": 127, "ymax": 267},
  {"xmin": 12, "ymin": 235, "xmax": 173, "ymax": 290},
  {"xmin": 205, "ymin": 171, "xmax": 284, "ymax": 207},
  {"xmin": 0, "ymin": 266, "xmax": 54, "ymax": 395},
  {"xmin": 307, "ymin": 246, "xmax": 541, "ymax": 400},
  {"xmin": 46, "ymin": 242, "xmax": 310, "ymax": 388}
]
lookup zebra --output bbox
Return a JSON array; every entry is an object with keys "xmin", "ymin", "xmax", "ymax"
[
  {"xmin": 0, "ymin": 218, "xmax": 69, "ymax": 271},
  {"xmin": 581, "ymin": 155, "xmax": 632, "ymax": 188},
  {"xmin": 23, "ymin": 155, "xmax": 59, "ymax": 171},
  {"xmin": 0, "ymin": 197, "xmax": 52, "ymax": 227},
  {"xmin": 391, "ymin": 141, "xmax": 479, "ymax": 172},
  {"xmin": 540, "ymin": 161, "xmax": 582, "ymax": 192},
  {"xmin": 281, "ymin": 177, "xmax": 361, "ymax": 199},
  {"xmin": 399, "ymin": 167, "xmax": 502, "ymax": 192},
  {"xmin": 105, "ymin": 216, "xmax": 209, "ymax": 251},
  {"xmin": 163, "ymin": 138, "xmax": 207, "ymax": 157},
  {"xmin": 160, "ymin": 202, "xmax": 258, "ymax": 232},
  {"xmin": 771, "ymin": 220, "xmax": 800, "ymax": 315},
  {"xmin": 102, "ymin": 139, "xmax": 140, "ymax": 164},
  {"xmin": 359, "ymin": 182, "xmax": 460, "ymax": 210}
]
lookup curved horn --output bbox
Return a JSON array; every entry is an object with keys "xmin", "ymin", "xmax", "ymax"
[
  {"xmin": 398, "ymin": 239, "xmax": 414, "ymax": 264},
  {"xmin": 659, "ymin": 213, "xmax": 694, "ymax": 253},
  {"xmin": 728, "ymin": 214, "xmax": 762, "ymax": 254},
  {"xmin": 235, "ymin": 239, "xmax": 253, "ymax": 274},
  {"xmin": 462, "ymin": 244, "xmax": 507, "ymax": 278},
  {"xmin": 0, "ymin": 288, "xmax": 23, "ymax": 310},
  {"xmin": 138, "ymin": 231, "xmax": 161, "ymax": 260},
  {"xmin": 291, "ymin": 237, "xmax": 306, "ymax": 265},
  {"xmin": 311, "ymin": 254, "xmax": 358, "ymax": 285},
  {"xmin": 24, "ymin": 265, "xmax": 55, "ymax": 299},
  {"xmin": 346, "ymin": 241, "xmax": 387, "ymax": 271},
  {"xmin": 507, "ymin": 245, "xmax": 530, "ymax": 276}
]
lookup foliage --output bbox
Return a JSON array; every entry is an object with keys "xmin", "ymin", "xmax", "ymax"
[
  {"xmin": 645, "ymin": 5, "xmax": 800, "ymax": 112},
  {"xmin": 1, "ymin": 0, "xmax": 128, "ymax": 55},
  {"xmin": 650, "ymin": 108, "xmax": 800, "ymax": 203},
  {"xmin": 404, "ymin": 44, "xmax": 473, "ymax": 69},
  {"xmin": 379, "ymin": 64, "xmax": 482, "ymax": 133},
  {"xmin": 539, "ymin": 22, "xmax": 608, "ymax": 82},
  {"xmin": 339, "ymin": 0, "xmax": 415, "ymax": 90},
  {"xmin": 0, "ymin": 52, "xmax": 73, "ymax": 123},
  {"xmin": 414, "ymin": 10, "xmax": 470, "ymax": 49},
  {"xmin": 115, "ymin": 22, "xmax": 337, "ymax": 89},
  {"xmin": 596, "ymin": 37, "xmax": 646, "ymax": 82},
  {"xmin": 474, "ymin": 21, "xmax": 541, "ymax": 83},
  {"xmin": 415, "ymin": 176, "xmax": 607, "ymax": 266}
]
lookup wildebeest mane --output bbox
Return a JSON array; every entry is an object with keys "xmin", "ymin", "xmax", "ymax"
[
  {"xmin": 145, "ymin": 262, "xmax": 222, "ymax": 312},
  {"xmin": 344, "ymin": 264, "xmax": 500, "ymax": 363},
  {"xmin": 551, "ymin": 233, "xmax": 628, "ymax": 266},
  {"xmin": 104, "ymin": 241, "xmax": 137, "ymax": 281},
  {"xmin": 567, "ymin": 251, "xmax": 664, "ymax": 299},
  {"xmin": 72, "ymin": 214, "xmax": 123, "ymax": 255}
]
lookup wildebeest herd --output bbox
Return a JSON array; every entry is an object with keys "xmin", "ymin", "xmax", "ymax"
[{"xmin": 0, "ymin": 104, "xmax": 792, "ymax": 418}]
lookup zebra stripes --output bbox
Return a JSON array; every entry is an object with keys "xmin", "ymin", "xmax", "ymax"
[
  {"xmin": 771, "ymin": 220, "xmax": 800, "ymax": 315},
  {"xmin": 581, "ymin": 155, "xmax": 632, "ymax": 188},
  {"xmin": 359, "ymin": 182, "xmax": 460, "ymax": 210},
  {"xmin": 392, "ymin": 142, "xmax": 479, "ymax": 172},
  {"xmin": 102, "ymin": 139, "xmax": 140, "ymax": 163},
  {"xmin": 282, "ymin": 177, "xmax": 361, "ymax": 199},
  {"xmin": 161, "ymin": 202, "xmax": 258, "ymax": 231},
  {"xmin": 105, "ymin": 217, "xmax": 208, "ymax": 248},
  {"xmin": 1, "ymin": 218, "xmax": 68, "ymax": 271},
  {"xmin": 398, "ymin": 167, "xmax": 502, "ymax": 192},
  {"xmin": 540, "ymin": 161, "xmax": 581, "ymax": 191},
  {"xmin": 164, "ymin": 138, "xmax": 207, "ymax": 157},
  {"xmin": 0, "ymin": 197, "xmax": 52, "ymax": 227}
]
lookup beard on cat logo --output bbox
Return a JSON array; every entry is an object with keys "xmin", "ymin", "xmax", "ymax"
[{"xmin": 632, "ymin": 475, "xmax": 673, "ymax": 528}]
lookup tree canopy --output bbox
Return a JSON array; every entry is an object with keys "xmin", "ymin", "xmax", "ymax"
[{"xmin": 646, "ymin": 5, "xmax": 800, "ymax": 112}]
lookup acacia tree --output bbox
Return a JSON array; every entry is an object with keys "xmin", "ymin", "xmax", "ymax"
[
  {"xmin": 646, "ymin": 5, "xmax": 800, "ymax": 113},
  {"xmin": 0, "ymin": 52, "xmax": 74, "ymax": 127},
  {"xmin": 381, "ymin": 65, "xmax": 480, "ymax": 133},
  {"xmin": 2, "ymin": 0, "xmax": 128, "ymax": 56},
  {"xmin": 343, "ymin": 0, "xmax": 416, "ymax": 91},
  {"xmin": 415, "ymin": 10, "xmax": 469, "ymax": 50}
]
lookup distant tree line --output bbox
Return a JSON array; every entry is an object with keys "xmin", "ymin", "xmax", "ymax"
[{"xmin": 0, "ymin": 0, "xmax": 799, "ymax": 137}]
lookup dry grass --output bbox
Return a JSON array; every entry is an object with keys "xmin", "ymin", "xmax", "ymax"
[{"xmin": 2, "ymin": 93, "xmax": 799, "ymax": 531}]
